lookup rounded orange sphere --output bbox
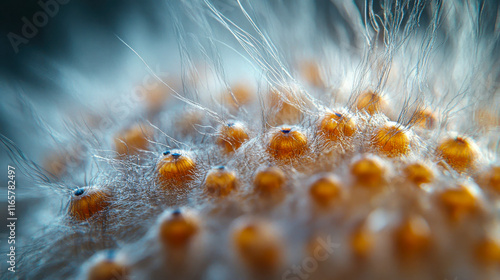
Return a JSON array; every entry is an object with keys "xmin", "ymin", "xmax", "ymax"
[
  {"xmin": 437, "ymin": 136, "xmax": 478, "ymax": 172},
  {"xmin": 232, "ymin": 219, "xmax": 283, "ymax": 273},
  {"xmin": 114, "ymin": 124, "xmax": 152, "ymax": 156},
  {"xmin": 404, "ymin": 162, "xmax": 434, "ymax": 186},
  {"xmin": 309, "ymin": 174, "xmax": 342, "ymax": 207},
  {"xmin": 216, "ymin": 122, "xmax": 250, "ymax": 154},
  {"xmin": 253, "ymin": 166, "xmax": 286, "ymax": 194},
  {"xmin": 69, "ymin": 186, "xmax": 110, "ymax": 221},
  {"xmin": 158, "ymin": 210, "xmax": 200, "ymax": 249},
  {"xmin": 87, "ymin": 256, "xmax": 128, "ymax": 280},
  {"xmin": 393, "ymin": 215, "xmax": 431, "ymax": 260},
  {"xmin": 204, "ymin": 166, "xmax": 238, "ymax": 197},
  {"xmin": 157, "ymin": 150, "xmax": 197, "ymax": 184},
  {"xmin": 267, "ymin": 126, "xmax": 308, "ymax": 160},
  {"xmin": 439, "ymin": 185, "xmax": 478, "ymax": 222},
  {"xmin": 372, "ymin": 123, "xmax": 410, "ymax": 157},
  {"xmin": 350, "ymin": 155, "xmax": 386, "ymax": 188},
  {"xmin": 318, "ymin": 112, "xmax": 357, "ymax": 141},
  {"xmin": 356, "ymin": 91, "xmax": 387, "ymax": 115}
]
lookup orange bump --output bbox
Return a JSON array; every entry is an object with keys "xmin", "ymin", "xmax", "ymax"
[
  {"xmin": 350, "ymin": 155, "xmax": 385, "ymax": 188},
  {"xmin": 69, "ymin": 187, "xmax": 110, "ymax": 221},
  {"xmin": 356, "ymin": 90, "xmax": 387, "ymax": 115},
  {"xmin": 403, "ymin": 162, "xmax": 434, "ymax": 186},
  {"xmin": 479, "ymin": 166, "xmax": 500, "ymax": 192},
  {"xmin": 394, "ymin": 215, "xmax": 431, "ymax": 260},
  {"xmin": 439, "ymin": 185, "xmax": 478, "ymax": 222},
  {"xmin": 87, "ymin": 255, "xmax": 128, "ymax": 280},
  {"xmin": 216, "ymin": 122, "xmax": 250, "ymax": 154},
  {"xmin": 372, "ymin": 123, "xmax": 410, "ymax": 157},
  {"xmin": 158, "ymin": 209, "xmax": 200, "ymax": 249},
  {"xmin": 253, "ymin": 166, "xmax": 286, "ymax": 194},
  {"xmin": 436, "ymin": 136, "xmax": 478, "ymax": 172},
  {"xmin": 350, "ymin": 224, "xmax": 374, "ymax": 259},
  {"xmin": 318, "ymin": 112, "xmax": 357, "ymax": 141},
  {"xmin": 267, "ymin": 89, "xmax": 305, "ymax": 126},
  {"xmin": 114, "ymin": 124, "xmax": 152, "ymax": 156},
  {"xmin": 309, "ymin": 174, "xmax": 341, "ymax": 207},
  {"xmin": 204, "ymin": 166, "xmax": 238, "ymax": 197},
  {"xmin": 157, "ymin": 150, "xmax": 196, "ymax": 183},
  {"xmin": 267, "ymin": 126, "xmax": 308, "ymax": 160},
  {"xmin": 44, "ymin": 152, "xmax": 67, "ymax": 177},
  {"xmin": 300, "ymin": 60, "xmax": 323, "ymax": 87},
  {"xmin": 144, "ymin": 80, "xmax": 172, "ymax": 114},
  {"xmin": 413, "ymin": 108, "xmax": 437, "ymax": 129},
  {"xmin": 475, "ymin": 238, "xmax": 500, "ymax": 266},
  {"xmin": 225, "ymin": 83, "xmax": 255, "ymax": 109},
  {"xmin": 232, "ymin": 219, "xmax": 283, "ymax": 272}
]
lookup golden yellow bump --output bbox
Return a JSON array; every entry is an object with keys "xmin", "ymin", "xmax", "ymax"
[
  {"xmin": 267, "ymin": 88, "xmax": 305, "ymax": 126},
  {"xmin": 350, "ymin": 155, "xmax": 385, "ymax": 188},
  {"xmin": 114, "ymin": 124, "xmax": 152, "ymax": 156},
  {"xmin": 232, "ymin": 219, "xmax": 283, "ymax": 273},
  {"xmin": 309, "ymin": 174, "xmax": 341, "ymax": 207},
  {"xmin": 439, "ymin": 185, "xmax": 478, "ymax": 222},
  {"xmin": 474, "ymin": 237, "xmax": 500, "ymax": 266},
  {"xmin": 216, "ymin": 122, "xmax": 250, "ymax": 154},
  {"xmin": 144, "ymin": 79, "xmax": 174, "ymax": 114},
  {"xmin": 157, "ymin": 150, "xmax": 196, "ymax": 183},
  {"xmin": 267, "ymin": 126, "xmax": 308, "ymax": 160},
  {"xmin": 372, "ymin": 123, "xmax": 410, "ymax": 157},
  {"xmin": 253, "ymin": 166, "xmax": 286, "ymax": 195},
  {"xmin": 479, "ymin": 166, "xmax": 500, "ymax": 192},
  {"xmin": 436, "ymin": 136, "xmax": 479, "ymax": 172},
  {"xmin": 300, "ymin": 60, "xmax": 323, "ymax": 87},
  {"xmin": 356, "ymin": 90, "xmax": 387, "ymax": 115},
  {"xmin": 350, "ymin": 223, "xmax": 374, "ymax": 259},
  {"xmin": 69, "ymin": 186, "xmax": 110, "ymax": 221},
  {"xmin": 44, "ymin": 152, "xmax": 67, "ymax": 177},
  {"xmin": 204, "ymin": 166, "xmax": 238, "ymax": 197},
  {"xmin": 224, "ymin": 82, "xmax": 255, "ymax": 108},
  {"xmin": 394, "ymin": 215, "xmax": 431, "ymax": 260},
  {"xmin": 87, "ymin": 256, "xmax": 128, "ymax": 280},
  {"xmin": 158, "ymin": 210, "xmax": 200, "ymax": 249},
  {"xmin": 413, "ymin": 108, "xmax": 437, "ymax": 129},
  {"xmin": 318, "ymin": 111, "xmax": 357, "ymax": 141},
  {"xmin": 403, "ymin": 162, "xmax": 434, "ymax": 186}
]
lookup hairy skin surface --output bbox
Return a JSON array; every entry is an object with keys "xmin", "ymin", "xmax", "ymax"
[{"xmin": 1, "ymin": 0, "xmax": 499, "ymax": 280}]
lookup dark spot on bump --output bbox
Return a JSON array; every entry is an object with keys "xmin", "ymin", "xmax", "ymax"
[
  {"xmin": 163, "ymin": 150, "xmax": 171, "ymax": 156},
  {"xmin": 172, "ymin": 209, "xmax": 182, "ymax": 216},
  {"xmin": 74, "ymin": 188, "xmax": 85, "ymax": 196},
  {"xmin": 172, "ymin": 153, "xmax": 181, "ymax": 159},
  {"xmin": 335, "ymin": 112, "xmax": 342, "ymax": 118},
  {"xmin": 217, "ymin": 166, "xmax": 226, "ymax": 170},
  {"xmin": 227, "ymin": 122, "xmax": 235, "ymax": 127},
  {"xmin": 281, "ymin": 128, "xmax": 291, "ymax": 134}
]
